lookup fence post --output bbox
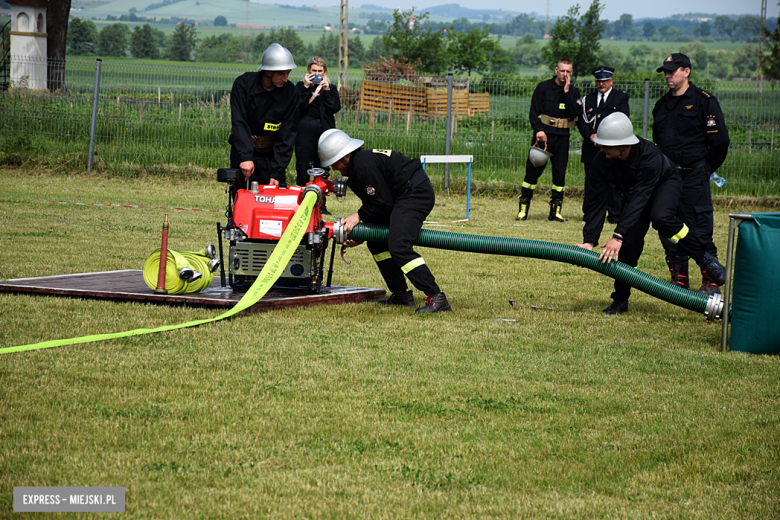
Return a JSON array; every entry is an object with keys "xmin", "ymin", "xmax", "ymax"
[
  {"xmin": 87, "ymin": 59, "xmax": 102, "ymax": 174},
  {"xmin": 642, "ymin": 78, "xmax": 650, "ymax": 139},
  {"xmin": 445, "ymin": 72, "xmax": 453, "ymax": 192}
]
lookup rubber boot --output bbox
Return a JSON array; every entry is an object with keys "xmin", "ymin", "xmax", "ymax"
[
  {"xmin": 516, "ymin": 197, "xmax": 530, "ymax": 221},
  {"xmin": 548, "ymin": 200, "xmax": 567, "ymax": 222},
  {"xmin": 378, "ymin": 289, "xmax": 415, "ymax": 307},
  {"xmin": 665, "ymin": 255, "xmax": 690, "ymax": 290},
  {"xmin": 698, "ymin": 252, "xmax": 727, "ymax": 287},
  {"xmin": 416, "ymin": 292, "xmax": 452, "ymax": 313},
  {"xmin": 697, "ymin": 271, "xmax": 721, "ymax": 296}
]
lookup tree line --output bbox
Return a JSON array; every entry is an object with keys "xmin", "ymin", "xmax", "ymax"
[{"xmin": 65, "ymin": 4, "xmax": 780, "ymax": 81}]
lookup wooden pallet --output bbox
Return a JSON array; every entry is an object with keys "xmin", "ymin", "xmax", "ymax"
[
  {"xmin": 359, "ymin": 80, "xmax": 489, "ymax": 117},
  {"xmin": 0, "ymin": 269, "xmax": 385, "ymax": 313}
]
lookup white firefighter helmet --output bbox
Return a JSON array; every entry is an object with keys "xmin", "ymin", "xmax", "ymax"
[
  {"xmin": 593, "ymin": 112, "xmax": 639, "ymax": 147},
  {"xmin": 528, "ymin": 142, "xmax": 553, "ymax": 167},
  {"xmin": 258, "ymin": 43, "xmax": 297, "ymax": 72},
  {"xmin": 318, "ymin": 129, "xmax": 364, "ymax": 167}
]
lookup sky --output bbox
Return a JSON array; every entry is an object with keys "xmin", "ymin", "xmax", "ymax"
[{"xmin": 257, "ymin": 0, "xmax": 780, "ymax": 21}]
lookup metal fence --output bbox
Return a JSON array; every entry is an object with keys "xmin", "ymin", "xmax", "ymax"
[{"xmin": 2, "ymin": 56, "xmax": 779, "ymax": 197}]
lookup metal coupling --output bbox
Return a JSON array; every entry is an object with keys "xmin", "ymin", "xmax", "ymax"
[
  {"xmin": 704, "ymin": 293, "xmax": 724, "ymax": 321},
  {"xmin": 334, "ymin": 178, "xmax": 347, "ymax": 198},
  {"xmin": 302, "ymin": 184, "xmax": 323, "ymax": 205},
  {"xmin": 333, "ymin": 217, "xmax": 348, "ymax": 244},
  {"xmin": 204, "ymin": 243, "xmax": 217, "ymax": 259},
  {"xmin": 250, "ymin": 181, "xmax": 259, "ymax": 193}
]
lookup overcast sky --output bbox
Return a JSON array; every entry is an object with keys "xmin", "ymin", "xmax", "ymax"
[{"xmin": 267, "ymin": 0, "xmax": 780, "ymax": 21}]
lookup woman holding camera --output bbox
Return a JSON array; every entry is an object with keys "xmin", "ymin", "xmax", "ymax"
[{"xmin": 294, "ymin": 57, "xmax": 341, "ymax": 212}]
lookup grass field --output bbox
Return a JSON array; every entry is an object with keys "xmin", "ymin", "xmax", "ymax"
[{"xmin": 1, "ymin": 167, "xmax": 778, "ymax": 518}]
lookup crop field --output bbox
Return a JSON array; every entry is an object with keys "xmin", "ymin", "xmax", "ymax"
[{"xmin": 0, "ymin": 168, "xmax": 778, "ymax": 518}]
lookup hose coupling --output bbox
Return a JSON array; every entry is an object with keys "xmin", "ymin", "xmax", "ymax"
[
  {"xmin": 302, "ymin": 184, "xmax": 323, "ymax": 205},
  {"xmin": 334, "ymin": 178, "xmax": 347, "ymax": 198},
  {"xmin": 333, "ymin": 217, "xmax": 349, "ymax": 244},
  {"xmin": 704, "ymin": 292, "xmax": 724, "ymax": 321}
]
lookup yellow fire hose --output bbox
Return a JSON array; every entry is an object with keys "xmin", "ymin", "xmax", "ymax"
[
  {"xmin": 142, "ymin": 248, "xmax": 215, "ymax": 294},
  {"xmin": 0, "ymin": 191, "xmax": 318, "ymax": 355}
]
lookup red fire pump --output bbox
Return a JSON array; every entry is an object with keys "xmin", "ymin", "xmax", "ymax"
[{"xmin": 215, "ymin": 167, "xmax": 347, "ymax": 292}]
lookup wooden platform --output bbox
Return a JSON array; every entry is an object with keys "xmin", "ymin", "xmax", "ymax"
[{"xmin": 0, "ymin": 270, "xmax": 386, "ymax": 313}]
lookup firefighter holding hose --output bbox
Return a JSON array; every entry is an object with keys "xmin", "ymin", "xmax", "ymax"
[
  {"xmin": 229, "ymin": 43, "xmax": 299, "ymax": 190},
  {"xmin": 318, "ymin": 129, "xmax": 451, "ymax": 313},
  {"xmin": 574, "ymin": 113, "xmax": 727, "ymax": 315}
]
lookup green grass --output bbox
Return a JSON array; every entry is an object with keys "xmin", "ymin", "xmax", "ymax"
[{"xmin": 0, "ymin": 167, "xmax": 779, "ymax": 518}]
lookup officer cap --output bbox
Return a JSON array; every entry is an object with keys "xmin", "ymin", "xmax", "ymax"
[
  {"xmin": 593, "ymin": 66, "xmax": 614, "ymax": 80},
  {"xmin": 657, "ymin": 53, "xmax": 692, "ymax": 73}
]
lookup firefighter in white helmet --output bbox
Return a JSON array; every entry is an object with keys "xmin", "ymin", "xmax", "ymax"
[
  {"xmin": 318, "ymin": 129, "xmax": 451, "ymax": 313},
  {"xmin": 574, "ymin": 112, "xmax": 726, "ymax": 315},
  {"xmin": 229, "ymin": 43, "xmax": 298, "ymax": 191}
]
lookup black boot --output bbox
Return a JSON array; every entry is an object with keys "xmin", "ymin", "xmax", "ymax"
[
  {"xmin": 548, "ymin": 200, "xmax": 567, "ymax": 222},
  {"xmin": 665, "ymin": 255, "xmax": 690, "ymax": 290},
  {"xmin": 516, "ymin": 197, "xmax": 531, "ymax": 221},
  {"xmin": 697, "ymin": 271, "xmax": 721, "ymax": 296},
  {"xmin": 698, "ymin": 252, "xmax": 727, "ymax": 287},
  {"xmin": 378, "ymin": 289, "xmax": 415, "ymax": 307},
  {"xmin": 416, "ymin": 292, "xmax": 452, "ymax": 313},
  {"xmin": 602, "ymin": 298, "xmax": 629, "ymax": 314}
]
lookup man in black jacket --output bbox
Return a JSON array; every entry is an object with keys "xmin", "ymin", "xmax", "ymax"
[
  {"xmin": 652, "ymin": 53, "xmax": 730, "ymax": 295},
  {"xmin": 229, "ymin": 43, "xmax": 299, "ymax": 190},
  {"xmin": 318, "ymin": 129, "xmax": 450, "ymax": 313},
  {"xmin": 575, "ymin": 113, "xmax": 726, "ymax": 315},
  {"xmin": 517, "ymin": 58, "xmax": 580, "ymax": 222},
  {"xmin": 577, "ymin": 65, "xmax": 630, "ymax": 224}
]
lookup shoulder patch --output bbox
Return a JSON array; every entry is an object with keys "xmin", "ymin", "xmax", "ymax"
[
  {"xmin": 372, "ymin": 149, "xmax": 392, "ymax": 157},
  {"xmin": 685, "ymin": 105, "xmax": 693, "ymax": 110}
]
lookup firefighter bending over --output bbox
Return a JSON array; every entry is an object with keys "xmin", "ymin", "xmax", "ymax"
[
  {"xmin": 318, "ymin": 129, "xmax": 451, "ymax": 313},
  {"xmin": 575, "ymin": 113, "xmax": 727, "ymax": 315}
]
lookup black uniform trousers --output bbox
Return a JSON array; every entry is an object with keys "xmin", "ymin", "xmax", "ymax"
[
  {"xmin": 612, "ymin": 172, "xmax": 708, "ymax": 301},
  {"xmin": 365, "ymin": 179, "xmax": 440, "ymax": 296},
  {"xmin": 521, "ymin": 133, "xmax": 569, "ymax": 202},
  {"xmin": 229, "ymin": 148, "xmax": 286, "ymax": 196},
  {"xmin": 584, "ymin": 161, "xmax": 624, "ymax": 223},
  {"xmin": 659, "ymin": 162, "xmax": 717, "ymax": 258},
  {"xmin": 295, "ymin": 115, "xmax": 326, "ymax": 187}
]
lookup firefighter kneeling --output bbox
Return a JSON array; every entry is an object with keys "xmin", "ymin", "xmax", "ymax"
[
  {"xmin": 574, "ymin": 113, "xmax": 726, "ymax": 314},
  {"xmin": 318, "ymin": 129, "xmax": 451, "ymax": 313}
]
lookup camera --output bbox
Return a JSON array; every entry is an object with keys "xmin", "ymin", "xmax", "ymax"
[{"xmin": 311, "ymin": 74, "xmax": 322, "ymax": 84}]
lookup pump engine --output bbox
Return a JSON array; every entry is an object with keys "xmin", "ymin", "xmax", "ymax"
[{"xmin": 216, "ymin": 167, "xmax": 339, "ymax": 292}]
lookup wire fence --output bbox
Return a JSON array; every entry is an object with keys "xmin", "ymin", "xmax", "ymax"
[{"xmin": 2, "ymin": 56, "xmax": 779, "ymax": 197}]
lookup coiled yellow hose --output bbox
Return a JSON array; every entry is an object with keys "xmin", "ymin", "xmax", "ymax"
[{"xmin": 142, "ymin": 248, "xmax": 215, "ymax": 294}]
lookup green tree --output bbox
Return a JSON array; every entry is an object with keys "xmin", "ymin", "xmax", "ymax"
[
  {"xmin": 66, "ymin": 18, "xmax": 97, "ymax": 56},
  {"xmin": 196, "ymin": 33, "xmax": 243, "ymax": 63},
  {"xmin": 214, "ymin": 15, "xmax": 228, "ymax": 27},
  {"xmin": 272, "ymin": 28, "xmax": 307, "ymax": 65},
  {"xmin": 761, "ymin": 20, "xmax": 780, "ymax": 79},
  {"xmin": 96, "ymin": 23, "xmax": 128, "ymax": 57},
  {"xmin": 311, "ymin": 33, "xmax": 339, "ymax": 66},
  {"xmin": 698, "ymin": 21, "xmax": 711, "ymax": 38},
  {"xmin": 614, "ymin": 13, "xmax": 633, "ymax": 40},
  {"xmin": 382, "ymin": 9, "xmax": 448, "ymax": 73},
  {"xmin": 731, "ymin": 44, "xmax": 758, "ymax": 78},
  {"xmin": 365, "ymin": 35, "xmax": 384, "ymax": 64},
  {"xmin": 542, "ymin": 0, "xmax": 604, "ymax": 77},
  {"xmin": 511, "ymin": 33, "xmax": 543, "ymax": 68},
  {"xmin": 643, "ymin": 22, "xmax": 656, "ymax": 39},
  {"xmin": 713, "ymin": 15, "xmax": 735, "ymax": 41},
  {"xmin": 130, "ymin": 24, "xmax": 159, "ymax": 59},
  {"xmin": 447, "ymin": 26, "xmax": 507, "ymax": 76},
  {"xmin": 167, "ymin": 23, "xmax": 198, "ymax": 61}
]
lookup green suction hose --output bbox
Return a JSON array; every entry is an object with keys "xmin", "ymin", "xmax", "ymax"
[{"xmin": 345, "ymin": 223, "xmax": 725, "ymax": 319}]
